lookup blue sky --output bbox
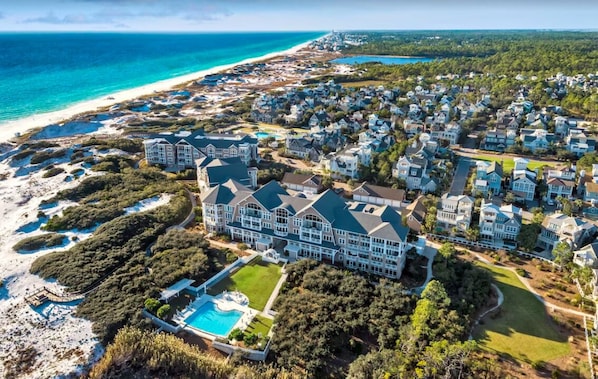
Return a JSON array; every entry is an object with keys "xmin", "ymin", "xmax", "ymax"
[{"xmin": 0, "ymin": 0, "xmax": 597, "ymax": 31}]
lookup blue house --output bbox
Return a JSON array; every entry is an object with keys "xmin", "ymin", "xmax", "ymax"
[{"xmin": 475, "ymin": 161, "xmax": 503, "ymax": 195}]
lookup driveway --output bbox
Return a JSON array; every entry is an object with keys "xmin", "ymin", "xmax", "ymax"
[{"xmin": 449, "ymin": 156, "xmax": 472, "ymax": 196}]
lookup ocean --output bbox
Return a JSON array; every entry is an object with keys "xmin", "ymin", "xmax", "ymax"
[{"xmin": 0, "ymin": 32, "xmax": 323, "ymax": 123}]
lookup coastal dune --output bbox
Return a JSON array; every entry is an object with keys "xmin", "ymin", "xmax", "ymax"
[{"xmin": 0, "ymin": 39, "xmax": 316, "ymax": 143}]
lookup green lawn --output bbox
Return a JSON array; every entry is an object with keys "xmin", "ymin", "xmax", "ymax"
[
  {"xmin": 246, "ymin": 314, "xmax": 273, "ymax": 337},
  {"xmin": 473, "ymin": 154, "xmax": 556, "ymax": 174},
  {"xmin": 207, "ymin": 258, "xmax": 282, "ymax": 311},
  {"xmin": 473, "ymin": 263, "xmax": 571, "ymax": 364}
]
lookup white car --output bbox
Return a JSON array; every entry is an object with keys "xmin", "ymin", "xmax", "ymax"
[{"xmin": 547, "ymin": 199, "xmax": 555, "ymax": 206}]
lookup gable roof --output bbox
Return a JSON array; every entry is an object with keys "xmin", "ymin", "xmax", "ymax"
[
  {"xmin": 251, "ymin": 181, "xmax": 289, "ymax": 209},
  {"xmin": 353, "ymin": 182, "xmax": 405, "ymax": 202}
]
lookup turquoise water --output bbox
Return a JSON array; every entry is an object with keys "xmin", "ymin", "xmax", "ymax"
[
  {"xmin": 331, "ymin": 55, "xmax": 434, "ymax": 65},
  {"xmin": 0, "ymin": 32, "xmax": 324, "ymax": 123},
  {"xmin": 255, "ymin": 132, "xmax": 271, "ymax": 139},
  {"xmin": 184, "ymin": 301, "xmax": 243, "ymax": 337}
]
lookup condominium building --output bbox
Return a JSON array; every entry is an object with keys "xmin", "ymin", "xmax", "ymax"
[
  {"xmin": 201, "ymin": 180, "xmax": 411, "ymax": 279},
  {"xmin": 143, "ymin": 129, "xmax": 258, "ymax": 168}
]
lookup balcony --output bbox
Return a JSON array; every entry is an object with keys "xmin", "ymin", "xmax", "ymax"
[
  {"xmin": 274, "ymin": 222, "xmax": 288, "ymax": 237},
  {"xmin": 241, "ymin": 215, "xmax": 262, "ymax": 231},
  {"xmin": 299, "ymin": 227, "xmax": 322, "ymax": 244}
]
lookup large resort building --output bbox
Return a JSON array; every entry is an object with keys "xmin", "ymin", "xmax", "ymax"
[
  {"xmin": 143, "ymin": 130, "xmax": 259, "ymax": 169},
  {"xmin": 201, "ymin": 180, "xmax": 411, "ymax": 279}
]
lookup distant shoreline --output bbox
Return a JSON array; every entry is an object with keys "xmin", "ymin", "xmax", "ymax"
[{"xmin": 0, "ymin": 36, "xmax": 323, "ymax": 143}]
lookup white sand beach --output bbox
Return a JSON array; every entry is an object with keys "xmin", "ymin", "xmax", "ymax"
[{"xmin": 0, "ymin": 40, "xmax": 314, "ymax": 144}]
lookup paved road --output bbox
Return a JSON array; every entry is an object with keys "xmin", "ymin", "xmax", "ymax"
[{"xmin": 449, "ymin": 156, "xmax": 472, "ymax": 196}]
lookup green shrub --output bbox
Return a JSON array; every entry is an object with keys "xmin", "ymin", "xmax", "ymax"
[
  {"xmin": 229, "ymin": 328, "xmax": 244, "ymax": 341},
  {"xmin": 237, "ymin": 243, "xmax": 249, "ymax": 251},
  {"xmin": 13, "ymin": 233, "xmax": 66, "ymax": 252},
  {"xmin": 30, "ymin": 149, "xmax": 68, "ymax": 164},
  {"xmin": 243, "ymin": 333, "xmax": 258, "ymax": 346},
  {"xmin": 43, "ymin": 167, "xmax": 65, "ymax": 178},
  {"xmin": 144, "ymin": 298, "xmax": 161, "ymax": 313},
  {"xmin": 156, "ymin": 304, "xmax": 171, "ymax": 319},
  {"xmin": 515, "ymin": 268, "xmax": 526, "ymax": 277}
]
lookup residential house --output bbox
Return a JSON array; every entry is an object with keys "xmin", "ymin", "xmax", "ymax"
[
  {"xmin": 143, "ymin": 130, "xmax": 258, "ymax": 168},
  {"xmin": 281, "ymin": 173, "xmax": 322, "ymax": 196},
  {"xmin": 538, "ymin": 213, "xmax": 597, "ymax": 253},
  {"xmin": 436, "ymin": 194, "xmax": 474, "ymax": 233},
  {"xmin": 201, "ymin": 180, "xmax": 411, "ymax": 279},
  {"xmin": 586, "ymin": 182, "xmax": 598, "ymax": 204},
  {"xmin": 478, "ymin": 201, "xmax": 522, "ymax": 248},
  {"xmin": 285, "ymin": 135, "xmax": 321, "ymax": 161},
  {"xmin": 546, "ymin": 177, "xmax": 575, "ymax": 200},
  {"xmin": 352, "ymin": 182, "xmax": 406, "ymax": 208},
  {"xmin": 566, "ymin": 128, "xmax": 596, "ymax": 156},
  {"xmin": 481, "ymin": 129, "xmax": 516, "ymax": 152},
  {"xmin": 395, "ymin": 155, "xmax": 429, "ymax": 190},
  {"xmin": 402, "ymin": 196, "xmax": 427, "ymax": 233},
  {"xmin": 320, "ymin": 144, "xmax": 371, "ymax": 179},
  {"xmin": 429, "ymin": 122, "xmax": 461, "ymax": 145},
  {"xmin": 520, "ymin": 128, "xmax": 555, "ymax": 153},
  {"xmin": 573, "ymin": 242, "xmax": 598, "ymax": 268},
  {"xmin": 511, "ymin": 158, "xmax": 537, "ymax": 201},
  {"xmin": 196, "ymin": 157, "xmax": 257, "ymax": 193},
  {"xmin": 474, "ymin": 161, "xmax": 503, "ymax": 195}
]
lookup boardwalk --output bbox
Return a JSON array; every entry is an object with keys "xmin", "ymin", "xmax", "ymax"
[{"xmin": 24, "ymin": 287, "xmax": 84, "ymax": 307}]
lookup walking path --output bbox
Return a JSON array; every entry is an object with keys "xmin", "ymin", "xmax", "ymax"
[
  {"xmin": 426, "ymin": 239, "xmax": 594, "ymax": 318},
  {"xmin": 261, "ymin": 272, "xmax": 288, "ymax": 319},
  {"xmin": 468, "ymin": 284, "xmax": 503, "ymax": 340},
  {"xmin": 471, "ymin": 250, "xmax": 594, "ymax": 318}
]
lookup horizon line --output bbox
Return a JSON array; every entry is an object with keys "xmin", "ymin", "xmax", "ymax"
[{"xmin": 1, "ymin": 28, "xmax": 598, "ymax": 34}]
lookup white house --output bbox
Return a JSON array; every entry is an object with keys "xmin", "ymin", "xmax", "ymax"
[
  {"xmin": 538, "ymin": 213, "xmax": 597, "ymax": 253},
  {"xmin": 320, "ymin": 144, "xmax": 371, "ymax": 179},
  {"xmin": 436, "ymin": 194, "xmax": 474, "ymax": 233},
  {"xmin": 478, "ymin": 201, "xmax": 522, "ymax": 249}
]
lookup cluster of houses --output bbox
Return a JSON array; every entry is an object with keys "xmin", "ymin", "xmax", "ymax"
[
  {"xmin": 252, "ymin": 79, "xmax": 487, "ymax": 182},
  {"xmin": 480, "ymin": 97, "xmax": 596, "ymax": 156}
]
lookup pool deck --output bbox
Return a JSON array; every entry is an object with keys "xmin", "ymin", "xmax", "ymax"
[{"xmin": 175, "ymin": 292, "xmax": 258, "ymax": 341}]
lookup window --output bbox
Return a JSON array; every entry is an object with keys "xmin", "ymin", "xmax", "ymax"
[{"xmin": 275, "ymin": 208, "xmax": 289, "ymax": 225}]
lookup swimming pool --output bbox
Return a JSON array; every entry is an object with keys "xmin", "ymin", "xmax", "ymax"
[
  {"xmin": 184, "ymin": 301, "xmax": 243, "ymax": 337},
  {"xmin": 255, "ymin": 132, "xmax": 271, "ymax": 139}
]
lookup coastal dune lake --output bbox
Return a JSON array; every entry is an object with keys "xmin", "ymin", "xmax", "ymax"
[
  {"xmin": 0, "ymin": 32, "xmax": 323, "ymax": 123},
  {"xmin": 331, "ymin": 55, "xmax": 434, "ymax": 65}
]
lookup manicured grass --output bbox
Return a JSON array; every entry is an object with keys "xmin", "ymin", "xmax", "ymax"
[
  {"xmin": 473, "ymin": 262, "xmax": 570, "ymax": 364},
  {"xmin": 246, "ymin": 314, "xmax": 273, "ymax": 337},
  {"xmin": 473, "ymin": 154, "xmax": 556, "ymax": 174},
  {"xmin": 207, "ymin": 258, "xmax": 282, "ymax": 311}
]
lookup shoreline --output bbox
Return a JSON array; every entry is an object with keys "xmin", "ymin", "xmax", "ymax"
[{"xmin": 0, "ymin": 38, "xmax": 320, "ymax": 144}]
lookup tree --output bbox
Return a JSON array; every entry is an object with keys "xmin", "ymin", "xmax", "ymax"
[
  {"xmin": 552, "ymin": 241, "xmax": 573, "ymax": 269},
  {"xmin": 517, "ymin": 223, "xmax": 541, "ymax": 252},
  {"xmin": 156, "ymin": 304, "xmax": 171, "ymax": 319},
  {"xmin": 423, "ymin": 206, "xmax": 437, "ymax": 233},
  {"xmin": 465, "ymin": 227, "xmax": 480, "ymax": 242},
  {"xmin": 438, "ymin": 242, "xmax": 456, "ymax": 268},
  {"xmin": 144, "ymin": 298, "xmax": 161, "ymax": 314},
  {"xmin": 321, "ymin": 175, "xmax": 334, "ymax": 190},
  {"xmin": 504, "ymin": 191, "xmax": 515, "ymax": 204}
]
